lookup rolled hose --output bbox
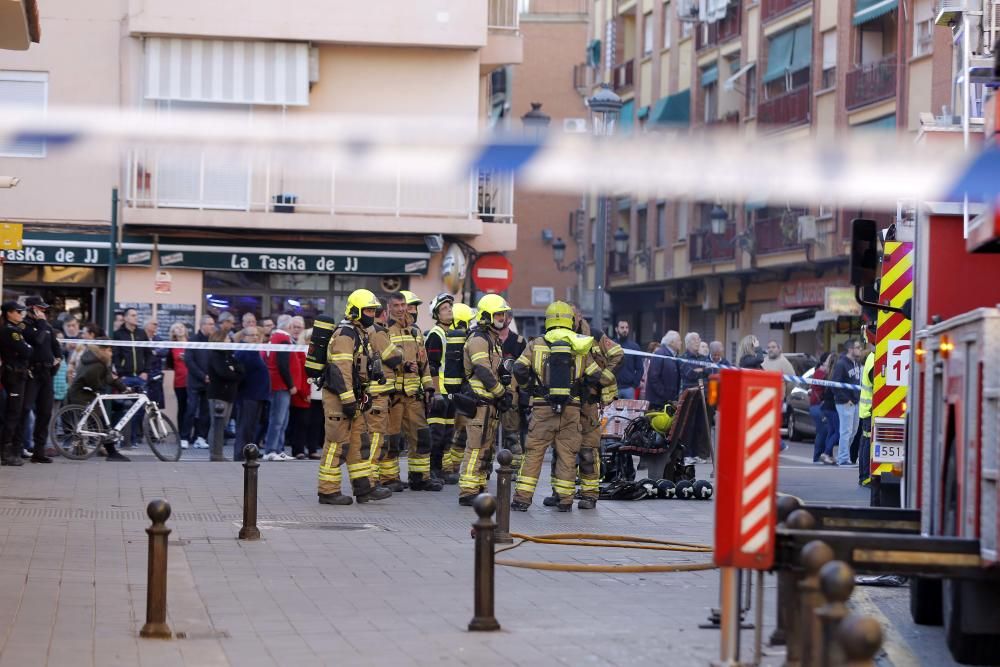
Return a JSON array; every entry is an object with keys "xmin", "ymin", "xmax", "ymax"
[{"xmin": 494, "ymin": 532, "xmax": 717, "ymax": 574}]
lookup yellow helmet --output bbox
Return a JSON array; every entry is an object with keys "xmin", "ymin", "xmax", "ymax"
[
  {"xmin": 477, "ymin": 294, "xmax": 511, "ymax": 329},
  {"xmin": 345, "ymin": 289, "xmax": 380, "ymax": 324},
  {"xmin": 401, "ymin": 290, "xmax": 422, "ymax": 306},
  {"xmin": 545, "ymin": 301, "xmax": 574, "ymax": 331},
  {"xmin": 452, "ymin": 303, "xmax": 475, "ymax": 329},
  {"xmin": 648, "ymin": 404, "xmax": 676, "ymax": 434}
]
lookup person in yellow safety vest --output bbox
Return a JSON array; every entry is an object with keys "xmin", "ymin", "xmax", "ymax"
[
  {"xmin": 457, "ymin": 294, "xmax": 512, "ymax": 507},
  {"xmin": 381, "ymin": 290, "xmax": 441, "ymax": 492},
  {"xmin": 365, "ymin": 309, "xmax": 403, "ymax": 492},
  {"xmin": 424, "ymin": 292, "xmax": 455, "ymax": 483},
  {"xmin": 511, "ymin": 301, "xmax": 602, "ymax": 512},
  {"xmin": 858, "ymin": 323, "xmax": 876, "ymax": 488},
  {"xmin": 440, "ymin": 302, "xmax": 475, "ymax": 483},
  {"xmin": 317, "ymin": 289, "xmax": 397, "ymax": 506}
]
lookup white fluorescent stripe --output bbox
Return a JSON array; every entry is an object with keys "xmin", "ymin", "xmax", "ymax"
[
  {"xmin": 743, "ymin": 436, "xmax": 776, "ymax": 478},
  {"xmin": 475, "ymin": 268, "xmax": 509, "ymax": 279},
  {"xmin": 741, "ymin": 467, "xmax": 773, "ymax": 507},
  {"xmin": 743, "ymin": 410, "xmax": 776, "ymax": 450},
  {"xmin": 741, "ymin": 497, "xmax": 771, "ymax": 535},
  {"xmin": 741, "ymin": 525, "xmax": 770, "ymax": 554},
  {"xmin": 59, "ymin": 339, "xmax": 309, "ymax": 353},
  {"xmin": 747, "ymin": 386, "xmax": 778, "ymax": 420},
  {"xmin": 156, "ymin": 243, "xmax": 429, "ymax": 259}
]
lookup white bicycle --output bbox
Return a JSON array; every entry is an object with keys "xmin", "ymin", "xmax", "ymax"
[{"xmin": 50, "ymin": 390, "xmax": 182, "ymax": 461}]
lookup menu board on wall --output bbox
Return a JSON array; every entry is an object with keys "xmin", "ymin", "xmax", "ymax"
[
  {"xmin": 156, "ymin": 304, "xmax": 197, "ymax": 338},
  {"xmin": 115, "ymin": 302, "xmax": 153, "ymax": 326}
]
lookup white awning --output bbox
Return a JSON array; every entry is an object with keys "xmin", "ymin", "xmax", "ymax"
[
  {"xmin": 144, "ymin": 38, "xmax": 310, "ymax": 106},
  {"xmin": 724, "ymin": 61, "xmax": 755, "ymax": 91},
  {"xmin": 759, "ymin": 308, "xmax": 812, "ymax": 325},
  {"xmin": 790, "ymin": 310, "xmax": 841, "ymax": 334}
]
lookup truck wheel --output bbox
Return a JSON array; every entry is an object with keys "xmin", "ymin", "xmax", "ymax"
[
  {"xmin": 909, "ymin": 577, "xmax": 942, "ymax": 625},
  {"xmin": 787, "ymin": 411, "xmax": 799, "ymax": 441},
  {"xmin": 943, "ymin": 580, "xmax": 1000, "ymax": 665}
]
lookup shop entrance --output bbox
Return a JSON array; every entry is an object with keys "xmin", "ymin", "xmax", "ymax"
[{"xmin": 3, "ymin": 264, "xmax": 107, "ymax": 325}]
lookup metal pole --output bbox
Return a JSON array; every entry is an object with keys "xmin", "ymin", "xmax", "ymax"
[
  {"xmin": 139, "ymin": 500, "xmax": 172, "ymax": 639},
  {"xmin": 107, "ymin": 187, "xmax": 118, "ymax": 331},
  {"xmin": 239, "ymin": 444, "xmax": 261, "ymax": 541},
  {"xmin": 753, "ymin": 570, "xmax": 764, "ymax": 666},
  {"xmin": 718, "ymin": 566, "xmax": 741, "ymax": 666},
  {"xmin": 469, "ymin": 494, "xmax": 500, "ymax": 632},
  {"xmin": 798, "ymin": 540, "xmax": 835, "ymax": 667},
  {"xmin": 494, "ymin": 449, "xmax": 514, "ymax": 544},
  {"xmin": 593, "ymin": 195, "xmax": 608, "ymax": 335}
]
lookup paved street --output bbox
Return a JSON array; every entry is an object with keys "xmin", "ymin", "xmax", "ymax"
[{"xmin": 0, "ymin": 442, "xmax": 959, "ymax": 666}]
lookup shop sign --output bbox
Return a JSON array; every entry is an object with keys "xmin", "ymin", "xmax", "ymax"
[
  {"xmin": 158, "ymin": 247, "xmax": 429, "ymax": 275},
  {"xmin": 777, "ymin": 279, "xmax": 847, "ymax": 308},
  {"xmin": 0, "ymin": 236, "xmax": 152, "ymax": 267},
  {"xmin": 154, "ymin": 270, "xmax": 172, "ymax": 295},
  {"xmin": 825, "ymin": 286, "xmax": 862, "ymax": 316}
]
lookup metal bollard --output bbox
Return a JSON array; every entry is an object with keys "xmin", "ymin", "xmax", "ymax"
[
  {"xmin": 494, "ymin": 449, "xmax": 514, "ymax": 544},
  {"xmin": 139, "ymin": 500, "xmax": 172, "ymax": 639},
  {"xmin": 239, "ymin": 444, "xmax": 261, "ymax": 541},
  {"xmin": 816, "ymin": 561, "xmax": 855, "ymax": 667},
  {"xmin": 797, "ymin": 540, "xmax": 835, "ymax": 667},
  {"xmin": 837, "ymin": 615, "xmax": 883, "ymax": 667},
  {"xmin": 768, "ymin": 496, "xmax": 805, "ymax": 647},
  {"xmin": 468, "ymin": 494, "xmax": 501, "ymax": 632},
  {"xmin": 778, "ymin": 508, "xmax": 817, "ymax": 657}
]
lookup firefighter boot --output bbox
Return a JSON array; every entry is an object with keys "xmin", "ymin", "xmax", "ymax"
[
  {"xmin": 357, "ymin": 486, "xmax": 392, "ymax": 503},
  {"xmin": 411, "ymin": 477, "xmax": 444, "ymax": 491},
  {"xmin": 577, "ymin": 498, "xmax": 597, "ymax": 510},
  {"xmin": 511, "ymin": 500, "xmax": 530, "ymax": 512},
  {"xmin": 318, "ymin": 493, "xmax": 354, "ymax": 506}
]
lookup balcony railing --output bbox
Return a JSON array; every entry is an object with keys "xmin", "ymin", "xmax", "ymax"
[
  {"xmin": 754, "ymin": 210, "xmax": 808, "ymax": 255},
  {"xmin": 762, "ymin": 0, "xmax": 811, "ymax": 22},
  {"xmin": 708, "ymin": 110, "xmax": 741, "ymax": 126},
  {"xmin": 125, "ymin": 149, "xmax": 513, "ymax": 223},
  {"xmin": 488, "ymin": 0, "xmax": 520, "ymax": 30},
  {"xmin": 696, "ymin": 9, "xmax": 741, "ymax": 50},
  {"xmin": 689, "ymin": 225, "xmax": 737, "ymax": 263},
  {"xmin": 758, "ymin": 85, "xmax": 811, "ymax": 128},
  {"xmin": 613, "ymin": 59, "xmax": 635, "ymax": 93},
  {"xmin": 845, "ymin": 54, "xmax": 897, "ymax": 110}
]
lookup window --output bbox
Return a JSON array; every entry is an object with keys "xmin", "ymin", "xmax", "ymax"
[
  {"xmin": 682, "ymin": 20, "xmax": 693, "ymax": 40},
  {"xmin": 643, "ymin": 12, "xmax": 654, "ymax": 55},
  {"xmin": 677, "ymin": 202, "xmax": 689, "ymax": 240},
  {"xmin": 913, "ymin": 0, "xmax": 934, "ymax": 57},
  {"xmin": 762, "ymin": 23, "xmax": 812, "ymax": 98},
  {"xmin": 589, "ymin": 217, "xmax": 597, "ymax": 259},
  {"xmin": 0, "ymin": 72, "xmax": 47, "ymax": 157},
  {"xmin": 656, "ymin": 202, "xmax": 667, "ymax": 247},
  {"xmin": 637, "ymin": 206, "xmax": 648, "ymax": 250},
  {"xmin": 663, "ymin": 2, "xmax": 672, "ymax": 49},
  {"xmin": 746, "ymin": 65, "xmax": 758, "ymax": 116},
  {"xmin": 701, "ymin": 65, "xmax": 719, "ymax": 122},
  {"xmin": 821, "ymin": 30, "xmax": 837, "ymax": 90}
]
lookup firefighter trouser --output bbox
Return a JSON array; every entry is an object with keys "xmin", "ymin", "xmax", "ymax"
[
  {"xmin": 578, "ymin": 402, "xmax": 602, "ymax": 501},
  {"xmin": 427, "ymin": 396, "xmax": 455, "ymax": 475},
  {"xmin": 363, "ymin": 395, "xmax": 390, "ymax": 488},
  {"xmin": 458, "ymin": 404, "xmax": 499, "ymax": 498},
  {"xmin": 444, "ymin": 413, "xmax": 469, "ymax": 473},
  {"xmin": 384, "ymin": 393, "xmax": 432, "ymax": 483},
  {"xmin": 500, "ymin": 403, "xmax": 524, "ymax": 471},
  {"xmin": 515, "ymin": 404, "xmax": 582, "ymax": 508},
  {"xmin": 317, "ymin": 391, "xmax": 373, "ymax": 498}
]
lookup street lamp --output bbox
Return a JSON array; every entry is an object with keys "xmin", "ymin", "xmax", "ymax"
[
  {"xmin": 521, "ymin": 102, "xmax": 551, "ymax": 138},
  {"xmin": 710, "ymin": 204, "xmax": 729, "ymax": 235},
  {"xmin": 587, "ymin": 83, "xmax": 622, "ymax": 335},
  {"xmin": 613, "ymin": 227, "xmax": 629, "ymax": 254},
  {"xmin": 551, "ymin": 236, "xmax": 583, "ymax": 272}
]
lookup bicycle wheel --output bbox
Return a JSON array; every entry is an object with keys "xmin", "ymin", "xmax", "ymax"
[
  {"xmin": 50, "ymin": 404, "xmax": 104, "ymax": 460},
  {"xmin": 143, "ymin": 409, "xmax": 182, "ymax": 462}
]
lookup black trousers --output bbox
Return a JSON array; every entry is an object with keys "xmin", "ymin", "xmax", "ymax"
[
  {"xmin": 307, "ymin": 400, "xmax": 324, "ymax": 455},
  {"xmin": 1, "ymin": 368, "xmax": 27, "ymax": 451},
  {"xmin": 234, "ymin": 398, "xmax": 265, "ymax": 461},
  {"xmin": 288, "ymin": 406, "xmax": 311, "ymax": 457},
  {"xmin": 21, "ymin": 368, "xmax": 54, "ymax": 453}
]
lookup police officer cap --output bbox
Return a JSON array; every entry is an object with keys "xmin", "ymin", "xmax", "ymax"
[
  {"xmin": 24, "ymin": 295, "xmax": 49, "ymax": 309},
  {"xmin": 1, "ymin": 301, "xmax": 25, "ymax": 314}
]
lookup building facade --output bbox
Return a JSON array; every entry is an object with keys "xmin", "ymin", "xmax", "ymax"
[
  {"xmin": 581, "ymin": 0, "xmax": 955, "ymax": 358},
  {"xmin": 0, "ymin": 0, "xmax": 523, "ymax": 330}
]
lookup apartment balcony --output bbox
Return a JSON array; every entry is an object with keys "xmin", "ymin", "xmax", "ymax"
[
  {"xmin": 123, "ymin": 149, "xmax": 513, "ymax": 236},
  {"xmin": 689, "ymin": 225, "xmax": 737, "ymax": 263},
  {"xmin": 761, "ymin": 0, "xmax": 811, "ymax": 22},
  {"xmin": 754, "ymin": 210, "xmax": 808, "ymax": 255},
  {"xmin": 482, "ymin": 0, "xmax": 524, "ymax": 69},
  {"xmin": 846, "ymin": 54, "xmax": 897, "ymax": 110},
  {"xmin": 613, "ymin": 59, "xmax": 635, "ymax": 94},
  {"xmin": 758, "ymin": 85, "xmax": 811, "ymax": 128},
  {"xmin": 696, "ymin": 9, "xmax": 741, "ymax": 50}
]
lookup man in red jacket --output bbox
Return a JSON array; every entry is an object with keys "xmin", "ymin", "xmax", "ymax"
[{"xmin": 263, "ymin": 314, "xmax": 296, "ymax": 460}]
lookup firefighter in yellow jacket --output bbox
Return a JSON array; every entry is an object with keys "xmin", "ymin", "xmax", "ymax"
[
  {"xmin": 512, "ymin": 301, "xmax": 601, "ymax": 512},
  {"xmin": 317, "ymin": 289, "xmax": 395, "ymax": 505},
  {"xmin": 457, "ymin": 294, "xmax": 512, "ymax": 506},
  {"xmin": 424, "ymin": 293, "xmax": 455, "ymax": 482},
  {"xmin": 365, "ymin": 312, "xmax": 403, "ymax": 491},
  {"xmin": 382, "ymin": 291, "xmax": 442, "ymax": 491}
]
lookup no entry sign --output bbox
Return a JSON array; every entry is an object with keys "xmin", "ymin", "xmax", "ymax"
[{"xmin": 472, "ymin": 253, "xmax": 513, "ymax": 294}]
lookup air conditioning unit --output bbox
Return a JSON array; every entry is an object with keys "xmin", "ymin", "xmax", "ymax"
[
  {"xmin": 798, "ymin": 215, "xmax": 817, "ymax": 243},
  {"xmin": 563, "ymin": 118, "xmax": 588, "ymax": 133}
]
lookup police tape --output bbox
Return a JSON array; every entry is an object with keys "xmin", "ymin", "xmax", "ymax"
[
  {"xmin": 59, "ymin": 338, "xmax": 310, "ymax": 353},
  {"xmin": 621, "ymin": 347, "xmax": 861, "ymax": 393}
]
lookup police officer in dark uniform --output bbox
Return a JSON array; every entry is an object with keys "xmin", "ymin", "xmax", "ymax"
[
  {"xmin": 21, "ymin": 295, "xmax": 61, "ymax": 463},
  {"xmin": 0, "ymin": 301, "xmax": 33, "ymax": 466}
]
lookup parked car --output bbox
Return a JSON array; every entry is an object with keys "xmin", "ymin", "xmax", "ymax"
[{"xmin": 783, "ymin": 353, "xmax": 817, "ymax": 441}]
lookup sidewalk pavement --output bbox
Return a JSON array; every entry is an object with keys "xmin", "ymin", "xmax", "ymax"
[{"xmin": 0, "ymin": 458, "xmax": 780, "ymax": 667}]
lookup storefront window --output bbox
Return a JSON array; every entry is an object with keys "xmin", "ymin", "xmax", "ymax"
[
  {"xmin": 204, "ymin": 271, "xmax": 268, "ymax": 289},
  {"xmin": 204, "ymin": 294, "xmax": 264, "ymax": 321},
  {"xmin": 269, "ymin": 296, "xmax": 327, "ymax": 322},
  {"xmin": 269, "ymin": 274, "xmax": 330, "ymax": 291},
  {"xmin": 3, "ymin": 265, "xmax": 107, "ymax": 325}
]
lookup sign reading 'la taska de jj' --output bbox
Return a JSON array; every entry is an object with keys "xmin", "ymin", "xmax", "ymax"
[{"xmin": 158, "ymin": 248, "xmax": 429, "ymax": 275}]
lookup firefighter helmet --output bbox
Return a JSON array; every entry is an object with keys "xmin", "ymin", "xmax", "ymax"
[
  {"xmin": 544, "ymin": 301, "xmax": 574, "ymax": 331},
  {"xmin": 401, "ymin": 290, "xmax": 422, "ymax": 306},
  {"xmin": 692, "ymin": 479, "xmax": 714, "ymax": 500},
  {"xmin": 648, "ymin": 405, "xmax": 675, "ymax": 434},
  {"xmin": 476, "ymin": 294, "xmax": 511, "ymax": 329},
  {"xmin": 345, "ymin": 289, "xmax": 380, "ymax": 324},
  {"xmin": 430, "ymin": 292, "xmax": 455, "ymax": 320},
  {"xmin": 452, "ymin": 302, "xmax": 475, "ymax": 329}
]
